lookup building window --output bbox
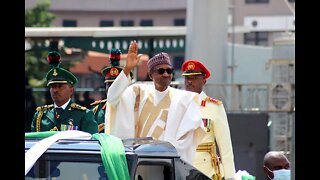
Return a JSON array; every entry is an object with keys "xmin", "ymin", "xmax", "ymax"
[
  {"xmin": 140, "ymin": 20, "xmax": 153, "ymax": 26},
  {"xmin": 121, "ymin": 20, "xmax": 134, "ymax": 27},
  {"xmin": 245, "ymin": 0, "xmax": 269, "ymax": 3},
  {"xmin": 244, "ymin": 32, "xmax": 268, "ymax": 46},
  {"xmin": 62, "ymin": 20, "xmax": 77, "ymax": 27},
  {"xmin": 100, "ymin": 20, "xmax": 114, "ymax": 27},
  {"xmin": 174, "ymin": 18, "xmax": 185, "ymax": 26}
]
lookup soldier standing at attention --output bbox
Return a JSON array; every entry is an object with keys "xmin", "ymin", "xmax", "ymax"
[
  {"xmin": 181, "ymin": 59, "xmax": 236, "ymax": 180},
  {"xmin": 30, "ymin": 51, "xmax": 98, "ymax": 134},
  {"xmin": 90, "ymin": 49, "xmax": 124, "ymax": 133}
]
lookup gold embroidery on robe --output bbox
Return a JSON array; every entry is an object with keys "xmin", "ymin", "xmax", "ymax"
[{"xmin": 136, "ymin": 90, "xmax": 172, "ymax": 138}]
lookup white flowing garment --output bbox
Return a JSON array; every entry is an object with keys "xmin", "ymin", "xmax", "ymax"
[{"xmin": 105, "ymin": 71, "xmax": 205, "ymax": 164}]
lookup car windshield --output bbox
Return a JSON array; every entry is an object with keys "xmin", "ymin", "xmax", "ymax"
[{"xmin": 25, "ymin": 160, "xmax": 107, "ymax": 180}]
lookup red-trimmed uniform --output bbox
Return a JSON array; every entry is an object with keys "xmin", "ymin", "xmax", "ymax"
[
  {"xmin": 195, "ymin": 92, "xmax": 235, "ymax": 180},
  {"xmin": 182, "ymin": 59, "xmax": 236, "ymax": 180}
]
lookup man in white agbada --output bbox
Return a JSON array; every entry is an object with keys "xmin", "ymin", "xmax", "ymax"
[{"xmin": 105, "ymin": 41, "xmax": 205, "ymax": 164}]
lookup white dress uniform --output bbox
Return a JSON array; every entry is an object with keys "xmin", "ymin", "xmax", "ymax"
[{"xmin": 193, "ymin": 91, "xmax": 236, "ymax": 180}]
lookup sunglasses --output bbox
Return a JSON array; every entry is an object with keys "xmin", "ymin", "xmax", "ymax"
[{"xmin": 155, "ymin": 68, "xmax": 174, "ymax": 75}]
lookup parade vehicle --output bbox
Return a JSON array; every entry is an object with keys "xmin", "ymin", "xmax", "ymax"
[{"xmin": 25, "ymin": 131, "xmax": 210, "ymax": 180}]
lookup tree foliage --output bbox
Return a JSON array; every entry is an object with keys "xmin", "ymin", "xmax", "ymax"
[
  {"xmin": 25, "ymin": 0, "xmax": 76, "ymax": 88},
  {"xmin": 25, "ymin": 0, "xmax": 55, "ymax": 27},
  {"xmin": 25, "ymin": 0, "xmax": 56, "ymax": 87}
]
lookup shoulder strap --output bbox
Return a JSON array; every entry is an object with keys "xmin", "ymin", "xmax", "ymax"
[
  {"xmin": 70, "ymin": 103, "xmax": 87, "ymax": 110},
  {"xmin": 35, "ymin": 104, "xmax": 54, "ymax": 132}
]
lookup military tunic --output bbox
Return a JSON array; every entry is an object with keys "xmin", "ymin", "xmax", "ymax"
[
  {"xmin": 31, "ymin": 101, "xmax": 98, "ymax": 134},
  {"xmin": 193, "ymin": 92, "xmax": 236, "ymax": 180},
  {"xmin": 90, "ymin": 99, "xmax": 107, "ymax": 133}
]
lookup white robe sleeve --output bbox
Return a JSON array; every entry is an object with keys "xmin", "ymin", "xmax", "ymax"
[
  {"xmin": 164, "ymin": 89, "xmax": 205, "ymax": 164},
  {"xmin": 105, "ymin": 70, "xmax": 136, "ymax": 139}
]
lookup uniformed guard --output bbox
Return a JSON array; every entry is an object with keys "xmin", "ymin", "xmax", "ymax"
[
  {"xmin": 182, "ymin": 59, "xmax": 236, "ymax": 180},
  {"xmin": 30, "ymin": 51, "xmax": 98, "ymax": 134},
  {"xmin": 90, "ymin": 48, "xmax": 124, "ymax": 133}
]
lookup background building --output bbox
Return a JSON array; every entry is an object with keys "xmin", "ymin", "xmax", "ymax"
[{"xmin": 25, "ymin": 0, "xmax": 294, "ymax": 46}]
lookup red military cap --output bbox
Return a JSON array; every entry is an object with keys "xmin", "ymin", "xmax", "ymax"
[{"xmin": 181, "ymin": 59, "xmax": 211, "ymax": 79}]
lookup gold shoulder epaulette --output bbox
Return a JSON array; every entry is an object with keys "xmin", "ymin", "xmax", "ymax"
[
  {"xmin": 71, "ymin": 103, "xmax": 87, "ymax": 110},
  {"xmin": 90, "ymin": 99, "xmax": 107, "ymax": 106},
  {"xmin": 206, "ymin": 97, "xmax": 222, "ymax": 105},
  {"xmin": 36, "ymin": 104, "xmax": 54, "ymax": 112}
]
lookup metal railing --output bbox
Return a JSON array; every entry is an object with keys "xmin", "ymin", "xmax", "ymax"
[{"xmin": 31, "ymin": 82, "xmax": 294, "ymax": 113}]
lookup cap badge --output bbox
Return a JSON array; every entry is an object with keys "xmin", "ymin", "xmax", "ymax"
[
  {"xmin": 53, "ymin": 69, "xmax": 58, "ymax": 76},
  {"xmin": 187, "ymin": 62, "xmax": 195, "ymax": 70},
  {"xmin": 110, "ymin": 67, "xmax": 119, "ymax": 76}
]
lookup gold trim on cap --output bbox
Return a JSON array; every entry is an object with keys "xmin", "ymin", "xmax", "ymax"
[
  {"xmin": 187, "ymin": 62, "xmax": 196, "ymax": 70},
  {"xmin": 53, "ymin": 69, "xmax": 58, "ymax": 76},
  {"xmin": 110, "ymin": 67, "xmax": 119, "ymax": 76},
  {"xmin": 47, "ymin": 80, "xmax": 68, "ymax": 86},
  {"xmin": 104, "ymin": 79, "xmax": 115, "ymax": 83},
  {"xmin": 182, "ymin": 72, "xmax": 203, "ymax": 76}
]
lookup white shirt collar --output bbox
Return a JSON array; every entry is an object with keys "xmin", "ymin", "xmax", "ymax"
[
  {"xmin": 54, "ymin": 98, "xmax": 71, "ymax": 110},
  {"xmin": 154, "ymin": 86, "xmax": 170, "ymax": 105},
  {"xmin": 199, "ymin": 91, "xmax": 207, "ymax": 104}
]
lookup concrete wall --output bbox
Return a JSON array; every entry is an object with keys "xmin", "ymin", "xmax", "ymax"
[
  {"xmin": 227, "ymin": 43, "xmax": 272, "ymax": 84},
  {"xmin": 227, "ymin": 113, "xmax": 269, "ymax": 180}
]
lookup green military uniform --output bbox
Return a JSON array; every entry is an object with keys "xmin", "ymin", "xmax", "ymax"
[
  {"xmin": 91, "ymin": 99, "xmax": 107, "ymax": 133},
  {"xmin": 31, "ymin": 101, "xmax": 98, "ymax": 134},
  {"xmin": 30, "ymin": 51, "xmax": 98, "ymax": 134},
  {"xmin": 90, "ymin": 48, "xmax": 126, "ymax": 133}
]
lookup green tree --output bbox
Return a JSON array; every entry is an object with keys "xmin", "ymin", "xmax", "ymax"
[
  {"xmin": 25, "ymin": 0, "xmax": 77, "ymax": 107},
  {"xmin": 25, "ymin": 0, "xmax": 56, "ymax": 86},
  {"xmin": 25, "ymin": 0, "xmax": 55, "ymax": 27}
]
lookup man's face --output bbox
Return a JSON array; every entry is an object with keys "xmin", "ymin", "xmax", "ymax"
[
  {"xmin": 264, "ymin": 155, "xmax": 290, "ymax": 179},
  {"xmin": 149, "ymin": 64, "xmax": 173, "ymax": 91},
  {"xmin": 184, "ymin": 74, "xmax": 206, "ymax": 94},
  {"xmin": 50, "ymin": 83, "xmax": 74, "ymax": 106}
]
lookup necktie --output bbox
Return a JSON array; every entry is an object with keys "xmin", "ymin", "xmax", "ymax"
[{"xmin": 56, "ymin": 107, "xmax": 63, "ymax": 119}]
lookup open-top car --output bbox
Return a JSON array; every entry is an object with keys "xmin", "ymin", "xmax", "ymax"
[{"xmin": 25, "ymin": 131, "xmax": 210, "ymax": 180}]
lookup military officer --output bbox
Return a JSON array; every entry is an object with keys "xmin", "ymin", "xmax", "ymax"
[
  {"xmin": 90, "ymin": 49, "xmax": 124, "ymax": 133},
  {"xmin": 181, "ymin": 59, "xmax": 236, "ymax": 180},
  {"xmin": 30, "ymin": 51, "xmax": 98, "ymax": 134}
]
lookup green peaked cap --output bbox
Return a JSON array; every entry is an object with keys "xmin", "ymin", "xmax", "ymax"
[
  {"xmin": 101, "ymin": 48, "xmax": 134, "ymax": 83},
  {"xmin": 101, "ymin": 48, "xmax": 123, "ymax": 83},
  {"xmin": 102, "ymin": 66, "xmax": 123, "ymax": 83},
  {"xmin": 45, "ymin": 51, "xmax": 78, "ymax": 86}
]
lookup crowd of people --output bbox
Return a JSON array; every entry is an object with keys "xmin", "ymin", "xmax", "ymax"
[{"xmin": 26, "ymin": 41, "xmax": 291, "ymax": 180}]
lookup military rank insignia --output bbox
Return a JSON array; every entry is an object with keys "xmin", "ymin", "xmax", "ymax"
[
  {"xmin": 202, "ymin": 118, "xmax": 211, "ymax": 132},
  {"xmin": 110, "ymin": 67, "xmax": 119, "ymax": 76},
  {"xmin": 60, "ymin": 119, "xmax": 78, "ymax": 131},
  {"xmin": 187, "ymin": 62, "xmax": 196, "ymax": 70}
]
